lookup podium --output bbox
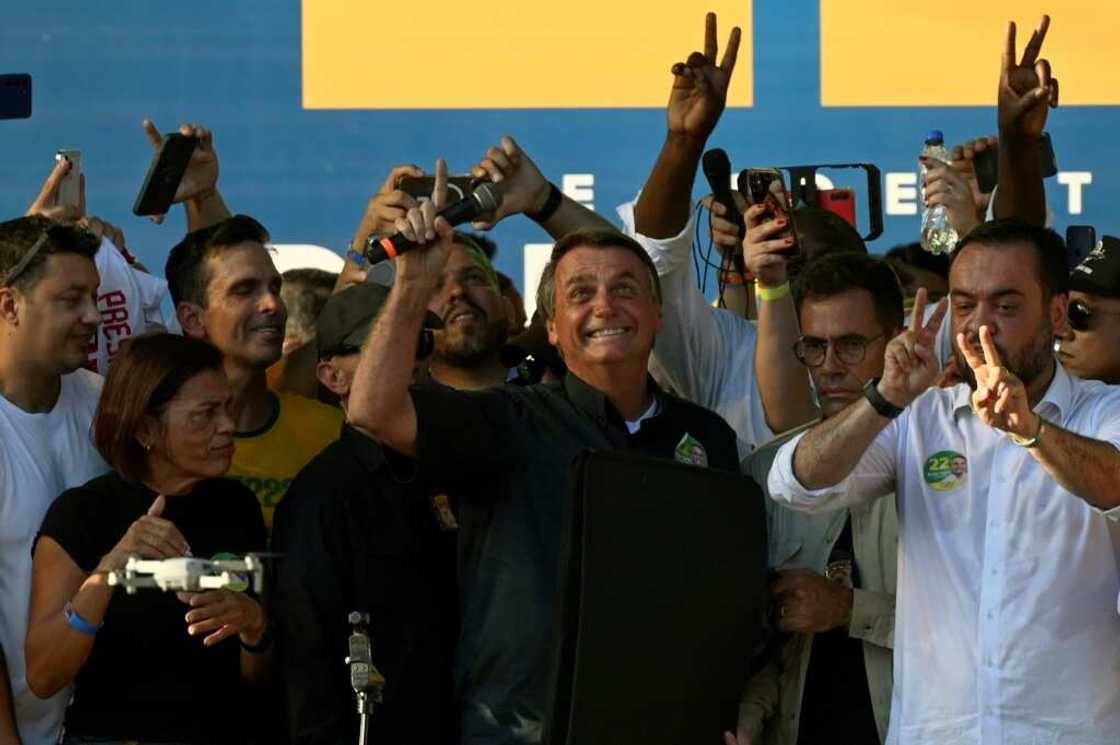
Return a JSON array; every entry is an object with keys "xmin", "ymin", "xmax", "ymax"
[{"xmin": 545, "ymin": 451, "xmax": 769, "ymax": 745}]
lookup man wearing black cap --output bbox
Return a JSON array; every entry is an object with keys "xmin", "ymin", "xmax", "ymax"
[
  {"xmin": 1057, "ymin": 235, "xmax": 1120, "ymax": 384},
  {"xmin": 270, "ymin": 282, "xmax": 459, "ymax": 745}
]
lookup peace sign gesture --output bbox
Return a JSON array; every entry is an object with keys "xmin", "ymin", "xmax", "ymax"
[
  {"xmin": 957, "ymin": 325, "xmax": 1039, "ymax": 438},
  {"xmin": 666, "ymin": 12, "xmax": 742, "ymax": 142},
  {"xmin": 879, "ymin": 288, "xmax": 948, "ymax": 410},
  {"xmin": 999, "ymin": 15, "xmax": 1059, "ymax": 141}
]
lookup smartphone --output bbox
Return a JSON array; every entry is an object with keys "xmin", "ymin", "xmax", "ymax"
[
  {"xmin": 0, "ymin": 74, "xmax": 31, "ymax": 119},
  {"xmin": 55, "ymin": 150, "xmax": 82, "ymax": 209},
  {"xmin": 816, "ymin": 188, "xmax": 857, "ymax": 229},
  {"xmin": 973, "ymin": 133, "xmax": 1057, "ymax": 194},
  {"xmin": 132, "ymin": 133, "xmax": 197, "ymax": 216},
  {"xmin": 739, "ymin": 167, "xmax": 798, "ymax": 257},
  {"xmin": 1065, "ymin": 225, "xmax": 1096, "ymax": 271},
  {"xmin": 398, "ymin": 175, "xmax": 477, "ymax": 203}
]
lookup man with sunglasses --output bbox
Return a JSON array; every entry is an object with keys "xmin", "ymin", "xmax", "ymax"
[
  {"xmin": 1057, "ymin": 235, "xmax": 1120, "ymax": 384},
  {"xmin": 735, "ymin": 253, "xmax": 902, "ymax": 745},
  {"xmin": 271, "ymin": 282, "xmax": 461, "ymax": 745},
  {"xmin": 0, "ymin": 217, "xmax": 110, "ymax": 744}
]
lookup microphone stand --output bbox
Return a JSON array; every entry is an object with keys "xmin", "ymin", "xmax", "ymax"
[{"xmin": 346, "ymin": 611, "xmax": 386, "ymax": 745}]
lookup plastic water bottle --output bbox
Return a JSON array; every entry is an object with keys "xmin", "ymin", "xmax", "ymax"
[{"xmin": 919, "ymin": 130, "xmax": 959, "ymax": 254}]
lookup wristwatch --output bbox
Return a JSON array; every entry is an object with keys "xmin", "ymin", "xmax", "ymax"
[{"xmin": 863, "ymin": 378, "xmax": 904, "ymax": 419}]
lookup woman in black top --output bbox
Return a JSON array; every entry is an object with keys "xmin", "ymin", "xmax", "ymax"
[{"xmin": 25, "ymin": 334, "xmax": 268, "ymax": 744}]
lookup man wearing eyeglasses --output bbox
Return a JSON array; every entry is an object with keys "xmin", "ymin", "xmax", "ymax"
[
  {"xmin": 0, "ymin": 217, "xmax": 110, "ymax": 745},
  {"xmin": 767, "ymin": 220, "xmax": 1120, "ymax": 744},
  {"xmin": 735, "ymin": 252, "xmax": 902, "ymax": 745},
  {"xmin": 1057, "ymin": 235, "xmax": 1120, "ymax": 384}
]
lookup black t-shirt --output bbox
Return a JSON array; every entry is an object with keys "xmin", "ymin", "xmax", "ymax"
[
  {"xmin": 410, "ymin": 373, "xmax": 741, "ymax": 744},
  {"xmin": 271, "ymin": 425, "xmax": 459, "ymax": 745},
  {"xmin": 795, "ymin": 516, "xmax": 880, "ymax": 745},
  {"xmin": 36, "ymin": 472, "xmax": 266, "ymax": 743}
]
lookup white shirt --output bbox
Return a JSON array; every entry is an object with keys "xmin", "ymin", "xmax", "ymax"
[
  {"xmin": 89, "ymin": 237, "xmax": 171, "ymax": 374},
  {"xmin": 618, "ymin": 199, "xmax": 773, "ymax": 457},
  {"xmin": 767, "ymin": 362, "xmax": 1120, "ymax": 744},
  {"xmin": 0, "ymin": 369, "xmax": 108, "ymax": 745}
]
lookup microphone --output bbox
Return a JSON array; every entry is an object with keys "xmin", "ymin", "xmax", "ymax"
[
  {"xmin": 701, "ymin": 148, "xmax": 748, "ymax": 279},
  {"xmin": 364, "ymin": 183, "xmax": 503, "ymax": 264}
]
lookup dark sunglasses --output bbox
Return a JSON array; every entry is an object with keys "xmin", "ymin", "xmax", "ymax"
[{"xmin": 1068, "ymin": 300, "xmax": 1120, "ymax": 332}]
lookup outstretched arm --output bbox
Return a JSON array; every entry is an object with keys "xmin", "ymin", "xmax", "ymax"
[
  {"xmin": 634, "ymin": 12, "xmax": 740, "ymax": 239},
  {"xmin": 347, "ymin": 161, "xmax": 454, "ymax": 454}
]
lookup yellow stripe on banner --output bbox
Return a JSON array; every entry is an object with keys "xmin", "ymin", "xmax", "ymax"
[
  {"xmin": 302, "ymin": 1, "xmax": 752, "ymax": 109},
  {"xmin": 820, "ymin": 0, "xmax": 1120, "ymax": 106}
]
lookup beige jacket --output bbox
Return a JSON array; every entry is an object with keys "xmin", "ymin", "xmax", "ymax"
[{"xmin": 740, "ymin": 426, "xmax": 897, "ymax": 745}]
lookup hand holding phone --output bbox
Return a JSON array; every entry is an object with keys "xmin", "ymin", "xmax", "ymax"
[
  {"xmin": 55, "ymin": 150, "xmax": 82, "ymax": 210},
  {"xmin": 133, "ymin": 133, "xmax": 197, "ymax": 216},
  {"xmin": 25, "ymin": 154, "xmax": 84, "ymax": 222},
  {"xmin": 739, "ymin": 169, "xmax": 798, "ymax": 286},
  {"xmin": 739, "ymin": 168, "xmax": 799, "ymax": 261}
]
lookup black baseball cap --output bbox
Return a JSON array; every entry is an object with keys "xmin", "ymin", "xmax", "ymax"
[
  {"xmin": 317, "ymin": 282, "xmax": 442, "ymax": 359},
  {"xmin": 1070, "ymin": 235, "xmax": 1120, "ymax": 299}
]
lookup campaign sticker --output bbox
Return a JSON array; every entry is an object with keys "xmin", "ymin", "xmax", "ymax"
[
  {"xmin": 923, "ymin": 450, "xmax": 968, "ymax": 491},
  {"xmin": 674, "ymin": 433, "xmax": 709, "ymax": 468}
]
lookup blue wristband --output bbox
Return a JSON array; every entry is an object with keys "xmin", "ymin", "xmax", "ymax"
[{"xmin": 64, "ymin": 601, "xmax": 102, "ymax": 636}]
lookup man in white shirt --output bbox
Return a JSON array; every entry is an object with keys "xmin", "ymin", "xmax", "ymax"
[
  {"xmin": 620, "ymin": 12, "xmax": 816, "ymax": 458},
  {"xmin": 0, "ymin": 216, "xmax": 109, "ymax": 744},
  {"xmin": 767, "ymin": 220, "xmax": 1120, "ymax": 744}
]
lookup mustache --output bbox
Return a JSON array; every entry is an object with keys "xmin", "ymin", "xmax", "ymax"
[{"xmin": 444, "ymin": 299, "xmax": 487, "ymax": 324}]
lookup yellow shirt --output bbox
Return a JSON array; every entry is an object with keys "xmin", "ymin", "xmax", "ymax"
[{"xmin": 228, "ymin": 392, "xmax": 343, "ymax": 530}]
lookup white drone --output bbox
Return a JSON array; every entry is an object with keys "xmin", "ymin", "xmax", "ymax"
[{"xmin": 106, "ymin": 555, "xmax": 265, "ymax": 595}]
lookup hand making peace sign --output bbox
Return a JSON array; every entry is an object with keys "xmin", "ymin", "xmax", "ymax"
[
  {"xmin": 957, "ymin": 325, "xmax": 1040, "ymax": 439},
  {"xmin": 666, "ymin": 12, "xmax": 741, "ymax": 142},
  {"xmin": 879, "ymin": 288, "xmax": 948, "ymax": 410}
]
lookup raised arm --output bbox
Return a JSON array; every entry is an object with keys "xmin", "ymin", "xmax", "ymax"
[
  {"xmin": 347, "ymin": 161, "xmax": 454, "ymax": 455},
  {"xmin": 743, "ymin": 203, "xmax": 817, "ymax": 431},
  {"xmin": 470, "ymin": 136, "xmax": 615, "ymax": 239},
  {"xmin": 793, "ymin": 289, "xmax": 947, "ymax": 489},
  {"xmin": 993, "ymin": 15, "xmax": 1058, "ymax": 225},
  {"xmin": 633, "ymin": 12, "xmax": 740, "ymax": 239}
]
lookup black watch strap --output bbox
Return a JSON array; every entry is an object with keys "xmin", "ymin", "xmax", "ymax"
[
  {"xmin": 527, "ymin": 182, "xmax": 563, "ymax": 224},
  {"xmin": 863, "ymin": 377, "xmax": 904, "ymax": 419}
]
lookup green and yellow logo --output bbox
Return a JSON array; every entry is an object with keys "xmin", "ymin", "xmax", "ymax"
[{"xmin": 923, "ymin": 450, "xmax": 968, "ymax": 492}]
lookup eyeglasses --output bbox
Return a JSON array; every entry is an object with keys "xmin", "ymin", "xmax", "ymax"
[
  {"xmin": 1068, "ymin": 299, "xmax": 1120, "ymax": 332},
  {"xmin": 1, "ymin": 230, "xmax": 52, "ymax": 287},
  {"xmin": 793, "ymin": 333, "xmax": 884, "ymax": 368}
]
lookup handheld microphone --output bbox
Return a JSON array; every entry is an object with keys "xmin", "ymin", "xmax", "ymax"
[
  {"xmin": 363, "ymin": 183, "xmax": 502, "ymax": 264},
  {"xmin": 702, "ymin": 148, "xmax": 748, "ymax": 278}
]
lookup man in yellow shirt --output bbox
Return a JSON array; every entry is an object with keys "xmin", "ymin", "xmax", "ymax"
[{"xmin": 166, "ymin": 215, "xmax": 342, "ymax": 528}]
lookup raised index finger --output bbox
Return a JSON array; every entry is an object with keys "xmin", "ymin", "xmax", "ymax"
[
  {"xmin": 142, "ymin": 119, "xmax": 163, "ymax": 150},
  {"xmin": 431, "ymin": 159, "xmax": 448, "ymax": 211},
  {"xmin": 1020, "ymin": 15, "xmax": 1050, "ymax": 67},
  {"xmin": 979, "ymin": 325, "xmax": 1003, "ymax": 368},
  {"xmin": 909, "ymin": 287, "xmax": 929, "ymax": 334},
  {"xmin": 704, "ymin": 12, "xmax": 718, "ymax": 61},
  {"xmin": 720, "ymin": 26, "xmax": 742, "ymax": 74},
  {"xmin": 1003, "ymin": 21, "xmax": 1017, "ymax": 74}
]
